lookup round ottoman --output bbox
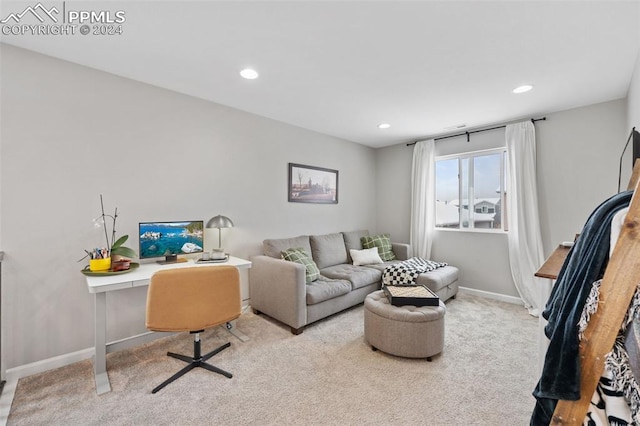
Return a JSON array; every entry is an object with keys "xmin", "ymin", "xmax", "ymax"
[{"xmin": 364, "ymin": 290, "xmax": 446, "ymax": 360}]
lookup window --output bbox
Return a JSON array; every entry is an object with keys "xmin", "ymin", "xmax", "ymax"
[{"xmin": 435, "ymin": 148, "xmax": 507, "ymax": 231}]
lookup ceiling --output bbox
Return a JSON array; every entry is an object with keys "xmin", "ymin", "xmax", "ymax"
[{"xmin": 2, "ymin": 1, "xmax": 640, "ymax": 148}]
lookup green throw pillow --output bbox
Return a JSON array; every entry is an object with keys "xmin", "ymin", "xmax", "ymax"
[
  {"xmin": 281, "ymin": 247, "xmax": 320, "ymax": 283},
  {"xmin": 361, "ymin": 234, "xmax": 396, "ymax": 261}
]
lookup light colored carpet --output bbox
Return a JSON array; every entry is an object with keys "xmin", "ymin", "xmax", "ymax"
[{"xmin": 7, "ymin": 293, "xmax": 538, "ymax": 425}]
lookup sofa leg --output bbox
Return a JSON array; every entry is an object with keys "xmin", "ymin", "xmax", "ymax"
[
  {"xmin": 291, "ymin": 326, "xmax": 303, "ymax": 335},
  {"xmin": 252, "ymin": 308, "xmax": 262, "ymax": 315}
]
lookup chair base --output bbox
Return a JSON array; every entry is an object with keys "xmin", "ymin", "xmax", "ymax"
[{"xmin": 152, "ymin": 339, "xmax": 232, "ymax": 394}]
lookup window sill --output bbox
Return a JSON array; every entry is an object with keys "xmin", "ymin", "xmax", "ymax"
[{"xmin": 435, "ymin": 227, "xmax": 507, "ymax": 235}]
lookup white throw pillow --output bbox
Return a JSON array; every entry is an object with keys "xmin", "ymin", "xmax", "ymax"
[{"xmin": 350, "ymin": 247, "xmax": 383, "ymax": 266}]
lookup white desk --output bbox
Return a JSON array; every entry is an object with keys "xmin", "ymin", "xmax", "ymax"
[{"xmin": 84, "ymin": 256, "xmax": 252, "ymax": 395}]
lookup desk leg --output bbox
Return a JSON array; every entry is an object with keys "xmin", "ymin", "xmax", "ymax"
[
  {"xmin": 94, "ymin": 293, "xmax": 111, "ymax": 395},
  {"xmin": 226, "ymin": 320, "xmax": 249, "ymax": 342}
]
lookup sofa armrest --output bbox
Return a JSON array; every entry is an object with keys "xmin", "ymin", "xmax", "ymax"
[
  {"xmin": 392, "ymin": 242, "xmax": 410, "ymax": 261},
  {"xmin": 249, "ymin": 255, "xmax": 307, "ymax": 330}
]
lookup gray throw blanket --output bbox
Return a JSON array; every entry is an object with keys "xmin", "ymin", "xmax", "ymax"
[{"xmin": 382, "ymin": 257, "xmax": 447, "ymax": 286}]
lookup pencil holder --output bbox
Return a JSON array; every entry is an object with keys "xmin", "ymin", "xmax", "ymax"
[{"xmin": 89, "ymin": 257, "xmax": 111, "ymax": 272}]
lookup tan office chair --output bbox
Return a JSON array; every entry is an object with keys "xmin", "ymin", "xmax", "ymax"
[{"xmin": 146, "ymin": 266, "xmax": 241, "ymax": 394}]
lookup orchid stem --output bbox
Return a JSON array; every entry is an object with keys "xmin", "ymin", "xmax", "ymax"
[
  {"xmin": 99, "ymin": 194, "xmax": 110, "ymax": 256},
  {"xmin": 111, "ymin": 207, "xmax": 118, "ymax": 250}
]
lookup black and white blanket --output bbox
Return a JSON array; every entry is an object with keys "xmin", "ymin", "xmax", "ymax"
[
  {"xmin": 382, "ymin": 257, "xmax": 448, "ymax": 286},
  {"xmin": 579, "ymin": 279, "xmax": 640, "ymax": 425}
]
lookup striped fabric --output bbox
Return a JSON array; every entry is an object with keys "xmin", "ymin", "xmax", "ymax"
[
  {"xmin": 281, "ymin": 247, "xmax": 320, "ymax": 283},
  {"xmin": 361, "ymin": 233, "xmax": 396, "ymax": 261}
]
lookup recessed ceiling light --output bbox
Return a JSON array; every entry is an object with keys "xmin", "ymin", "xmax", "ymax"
[
  {"xmin": 444, "ymin": 123, "xmax": 467, "ymax": 131},
  {"xmin": 378, "ymin": 123, "xmax": 391, "ymax": 129},
  {"xmin": 240, "ymin": 68, "xmax": 259, "ymax": 80},
  {"xmin": 513, "ymin": 84, "xmax": 533, "ymax": 94}
]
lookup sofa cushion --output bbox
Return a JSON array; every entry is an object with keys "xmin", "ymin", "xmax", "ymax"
[
  {"xmin": 415, "ymin": 265, "xmax": 459, "ymax": 293},
  {"xmin": 361, "ymin": 233, "xmax": 396, "ymax": 261},
  {"xmin": 360, "ymin": 260, "xmax": 399, "ymax": 272},
  {"xmin": 306, "ymin": 277, "xmax": 352, "ymax": 305},
  {"xmin": 320, "ymin": 264, "xmax": 382, "ymax": 290},
  {"xmin": 264, "ymin": 235, "xmax": 311, "ymax": 259},
  {"xmin": 350, "ymin": 248, "xmax": 383, "ymax": 266},
  {"xmin": 310, "ymin": 233, "xmax": 348, "ymax": 269},
  {"xmin": 342, "ymin": 230, "xmax": 370, "ymax": 263},
  {"xmin": 281, "ymin": 248, "xmax": 320, "ymax": 283}
]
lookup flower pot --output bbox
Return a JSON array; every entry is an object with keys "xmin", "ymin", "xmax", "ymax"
[{"xmin": 89, "ymin": 257, "xmax": 111, "ymax": 272}]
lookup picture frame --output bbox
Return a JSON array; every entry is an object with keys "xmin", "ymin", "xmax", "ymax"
[{"xmin": 288, "ymin": 163, "xmax": 338, "ymax": 204}]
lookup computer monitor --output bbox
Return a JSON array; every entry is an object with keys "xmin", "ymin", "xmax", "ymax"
[
  {"xmin": 618, "ymin": 128, "xmax": 640, "ymax": 192},
  {"xmin": 633, "ymin": 129, "xmax": 640, "ymax": 166},
  {"xmin": 139, "ymin": 220, "xmax": 204, "ymax": 263}
]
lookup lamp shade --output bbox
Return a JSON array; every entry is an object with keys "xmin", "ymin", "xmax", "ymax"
[{"xmin": 206, "ymin": 215, "xmax": 234, "ymax": 229}]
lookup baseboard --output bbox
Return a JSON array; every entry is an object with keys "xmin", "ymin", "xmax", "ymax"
[
  {"xmin": 6, "ymin": 347, "xmax": 94, "ymax": 383},
  {"xmin": 458, "ymin": 286, "xmax": 523, "ymax": 305}
]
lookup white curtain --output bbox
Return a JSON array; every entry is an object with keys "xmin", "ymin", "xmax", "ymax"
[
  {"xmin": 505, "ymin": 121, "xmax": 545, "ymax": 316},
  {"xmin": 410, "ymin": 139, "xmax": 435, "ymax": 259}
]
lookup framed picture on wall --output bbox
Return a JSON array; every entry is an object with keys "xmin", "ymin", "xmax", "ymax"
[{"xmin": 288, "ymin": 163, "xmax": 338, "ymax": 204}]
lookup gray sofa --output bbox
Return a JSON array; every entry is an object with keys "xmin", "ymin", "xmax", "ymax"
[{"xmin": 249, "ymin": 230, "xmax": 458, "ymax": 334}]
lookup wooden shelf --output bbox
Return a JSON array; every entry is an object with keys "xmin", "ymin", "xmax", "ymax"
[{"xmin": 535, "ymin": 245, "xmax": 571, "ymax": 280}]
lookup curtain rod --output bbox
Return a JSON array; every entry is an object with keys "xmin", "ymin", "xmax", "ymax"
[{"xmin": 406, "ymin": 117, "xmax": 547, "ymax": 146}]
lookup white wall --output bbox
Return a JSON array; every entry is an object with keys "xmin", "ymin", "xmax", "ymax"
[
  {"xmin": 376, "ymin": 99, "xmax": 627, "ymax": 298},
  {"xmin": 375, "ymin": 143, "xmax": 412, "ymax": 243},
  {"xmin": 537, "ymin": 100, "xmax": 628, "ymax": 254},
  {"xmin": 628, "ymin": 4, "xmax": 640, "ymax": 131},
  {"xmin": 0, "ymin": 45, "xmax": 378, "ymax": 369},
  {"xmin": 628, "ymin": 49, "xmax": 640, "ymax": 138}
]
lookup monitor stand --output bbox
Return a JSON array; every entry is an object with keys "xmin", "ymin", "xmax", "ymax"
[{"xmin": 156, "ymin": 254, "xmax": 187, "ymax": 265}]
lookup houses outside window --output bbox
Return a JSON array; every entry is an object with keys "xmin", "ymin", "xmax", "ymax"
[{"xmin": 435, "ymin": 148, "xmax": 507, "ymax": 231}]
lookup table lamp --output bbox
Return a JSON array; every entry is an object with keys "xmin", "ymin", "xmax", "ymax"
[{"xmin": 206, "ymin": 215, "xmax": 234, "ymax": 257}]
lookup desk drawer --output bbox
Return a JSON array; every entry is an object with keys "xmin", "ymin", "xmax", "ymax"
[{"xmin": 132, "ymin": 278, "xmax": 150, "ymax": 288}]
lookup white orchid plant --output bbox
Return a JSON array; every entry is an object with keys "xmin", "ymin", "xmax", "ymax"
[{"xmin": 79, "ymin": 195, "xmax": 136, "ymax": 262}]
